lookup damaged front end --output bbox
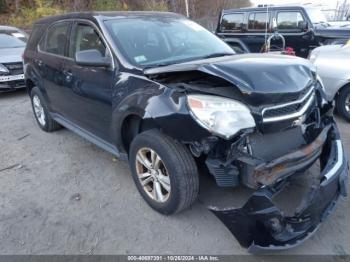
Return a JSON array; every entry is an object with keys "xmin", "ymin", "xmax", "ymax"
[
  {"xmin": 206, "ymin": 90, "xmax": 349, "ymax": 252},
  {"xmin": 144, "ymin": 55, "xmax": 348, "ymax": 252},
  {"xmin": 210, "ymin": 123, "xmax": 348, "ymax": 252}
]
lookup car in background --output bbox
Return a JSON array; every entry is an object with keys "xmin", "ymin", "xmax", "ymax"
[
  {"xmin": 0, "ymin": 26, "xmax": 28, "ymax": 92},
  {"xmin": 309, "ymin": 44, "xmax": 350, "ymax": 122},
  {"xmin": 216, "ymin": 5, "xmax": 350, "ymax": 58}
]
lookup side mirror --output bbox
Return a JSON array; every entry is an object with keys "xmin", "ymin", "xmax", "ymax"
[
  {"xmin": 75, "ymin": 49, "xmax": 111, "ymax": 67},
  {"xmin": 298, "ymin": 21, "xmax": 309, "ymax": 31}
]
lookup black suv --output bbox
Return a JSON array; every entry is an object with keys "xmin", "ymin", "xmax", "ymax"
[
  {"xmin": 24, "ymin": 12, "xmax": 348, "ymax": 251},
  {"xmin": 216, "ymin": 5, "xmax": 350, "ymax": 57}
]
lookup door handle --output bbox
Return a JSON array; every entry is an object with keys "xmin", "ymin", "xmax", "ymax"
[
  {"xmin": 35, "ymin": 59, "xmax": 43, "ymax": 67},
  {"xmin": 63, "ymin": 69, "xmax": 73, "ymax": 82}
]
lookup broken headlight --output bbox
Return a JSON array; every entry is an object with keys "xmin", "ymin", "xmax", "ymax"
[{"xmin": 187, "ymin": 94, "xmax": 256, "ymax": 139}]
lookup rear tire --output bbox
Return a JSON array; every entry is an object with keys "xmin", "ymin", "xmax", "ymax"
[
  {"xmin": 336, "ymin": 85, "xmax": 350, "ymax": 122},
  {"xmin": 129, "ymin": 129, "xmax": 199, "ymax": 215},
  {"xmin": 30, "ymin": 87, "xmax": 61, "ymax": 132}
]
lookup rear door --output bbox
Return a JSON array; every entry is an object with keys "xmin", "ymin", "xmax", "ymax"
[
  {"xmin": 62, "ymin": 20, "xmax": 115, "ymax": 142},
  {"xmin": 37, "ymin": 21, "xmax": 72, "ymax": 113},
  {"xmin": 244, "ymin": 11, "xmax": 272, "ymax": 52}
]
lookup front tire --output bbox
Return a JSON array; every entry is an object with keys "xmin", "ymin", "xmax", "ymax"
[
  {"xmin": 129, "ymin": 130, "xmax": 199, "ymax": 215},
  {"xmin": 336, "ymin": 85, "xmax": 350, "ymax": 122},
  {"xmin": 30, "ymin": 87, "xmax": 61, "ymax": 132}
]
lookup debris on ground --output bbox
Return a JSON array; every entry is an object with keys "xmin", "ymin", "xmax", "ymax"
[
  {"xmin": 70, "ymin": 193, "xmax": 81, "ymax": 201},
  {"xmin": 0, "ymin": 164, "xmax": 23, "ymax": 173},
  {"xmin": 17, "ymin": 134, "xmax": 30, "ymax": 141}
]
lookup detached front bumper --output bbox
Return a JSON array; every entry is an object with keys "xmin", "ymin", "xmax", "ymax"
[{"xmin": 209, "ymin": 123, "xmax": 348, "ymax": 252}]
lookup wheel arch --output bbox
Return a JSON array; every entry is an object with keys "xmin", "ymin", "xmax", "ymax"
[
  {"xmin": 334, "ymin": 82, "xmax": 350, "ymax": 102},
  {"xmin": 25, "ymin": 78, "xmax": 36, "ymax": 95},
  {"xmin": 120, "ymin": 113, "xmax": 159, "ymax": 154}
]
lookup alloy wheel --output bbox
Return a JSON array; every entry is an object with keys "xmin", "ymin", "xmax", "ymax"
[
  {"xmin": 33, "ymin": 95, "xmax": 46, "ymax": 126},
  {"xmin": 345, "ymin": 93, "xmax": 350, "ymax": 112},
  {"xmin": 135, "ymin": 147, "xmax": 171, "ymax": 203}
]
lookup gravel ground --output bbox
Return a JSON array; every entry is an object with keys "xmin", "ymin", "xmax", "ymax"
[{"xmin": 0, "ymin": 90, "xmax": 349, "ymax": 255}]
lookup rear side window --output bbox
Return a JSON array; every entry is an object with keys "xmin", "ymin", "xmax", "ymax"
[
  {"xmin": 39, "ymin": 21, "xmax": 70, "ymax": 56},
  {"xmin": 220, "ymin": 13, "xmax": 244, "ymax": 31},
  {"xmin": 277, "ymin": 11, "xmax": 305, "ymax": 30},
  {"xmin": 27, "ymin": 25, "xmax": 44, "ymax": 50},
  {"xmin": 248, "ymin": 12, "xmax": 269, "ymax": 30},
  {"xmin": 69, "ymin": 23, "xmax": 107, "ymax": 59}
]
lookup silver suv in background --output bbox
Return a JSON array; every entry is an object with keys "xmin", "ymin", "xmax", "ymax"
[
  {"xmin": 0, "ymin": 26, "xmax": 28, "ymax": 92},
  {"xmin": 309, "ymin": 44, "xmax": 350, "ymax": 122}
]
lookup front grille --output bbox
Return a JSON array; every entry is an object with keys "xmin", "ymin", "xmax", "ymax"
[
  {"xmin": 262, "ymin": 87, "xmax": 315, "ymax": 122},
  {"xmin": 263, "ymin": 96, "xmax": 310, "ymax": 118},
  {"xmin": 3, "ymin": 62, "xmax": 24, "ymax": 75}
]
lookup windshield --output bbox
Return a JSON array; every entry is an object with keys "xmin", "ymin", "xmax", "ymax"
[
  {"xmin": 306, "ymin": 8, "xmax": 328, "ymax": 24},
  {"xmin": 0, "ymin": 34, "xmax": 26, "ymax": 49},
  {"xmin": 105, "ymin": 18, "xmax": 235, "ymax": 67}
]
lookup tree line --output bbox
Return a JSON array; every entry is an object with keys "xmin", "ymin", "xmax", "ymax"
[{"xmin": 0, "ymin": 0, "xmax": 251, "ymax": 29}]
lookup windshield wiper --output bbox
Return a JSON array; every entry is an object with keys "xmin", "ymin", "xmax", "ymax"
[
  {"xmin": 143, "ymin": 62, "xmax": 175, "ymax": 70},
  {"xmin": 143, "ymin": 53, "xmax": 235, "ymax": 70},
  {"xmin": 0, "ymin": 46, "xmax": 24, "ymax": 49},
  {"xmin": 199, "ymin": 52, "xmax": 235, "ymax": 60}
]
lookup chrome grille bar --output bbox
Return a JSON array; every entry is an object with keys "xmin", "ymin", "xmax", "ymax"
[{"xmin": 262, "ymin": 87, "xmax": 315, "ymax": 123}]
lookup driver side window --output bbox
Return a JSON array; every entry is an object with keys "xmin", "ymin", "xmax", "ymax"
[
  {"xmin": 277, "ymin": 11, "xmax": 305, "ymax": 30},
  {"xmin": 69, "ymin": 23, "xmax": 107, "ymax": 59}
]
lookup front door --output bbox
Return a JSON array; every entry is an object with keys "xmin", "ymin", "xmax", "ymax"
[
  {"xmin": 274, "ymin": 10, "xmax": 311, "ymax": 57},
  {"xmin": 62, "ymin": 21, "xmax": 115, "ymax": 143}
]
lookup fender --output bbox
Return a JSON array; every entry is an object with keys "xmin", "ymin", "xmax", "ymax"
[
  {"xmin": 143, "ymin": 88, "xmax": 211, "ymax": 142},
  {"xmin": 111, "ymin": 75, "xmax": 211, "ymax": 153}
]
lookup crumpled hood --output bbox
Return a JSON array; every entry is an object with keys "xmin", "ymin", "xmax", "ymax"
[
  {"xmin": 0, "ymin": 47, "xmax": 25, "ymax": 63},
  {"xmin": 145, "ymin": 54, "xmax": 315, "ymax": 106}
]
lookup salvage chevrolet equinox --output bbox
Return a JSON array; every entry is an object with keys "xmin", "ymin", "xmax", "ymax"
[{"xmin": 24, "ymin": 12, "xmax": 348, "ymax": 252}]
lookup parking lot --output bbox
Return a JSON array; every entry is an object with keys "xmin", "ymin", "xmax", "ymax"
[{"xmin": 0, "ymin": 90, "xmax": 349, "ymax": 255}]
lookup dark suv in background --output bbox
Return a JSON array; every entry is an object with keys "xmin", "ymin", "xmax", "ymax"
[
  {"xmin": 23, "ymin": 12, "xmax": 348, "ymax": 252},
  {"xmin": 216, "ymin": 5, "xmax": 350, "ymax": 57}
]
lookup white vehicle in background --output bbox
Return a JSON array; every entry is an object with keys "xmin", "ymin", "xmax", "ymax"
[
  {"xmin": 309, "ymin": 43, "xmax": 350, "ymax": 121},
  {"xmin": 0, "ymin": 26, "xmax": 28, "ymax": 92}
]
